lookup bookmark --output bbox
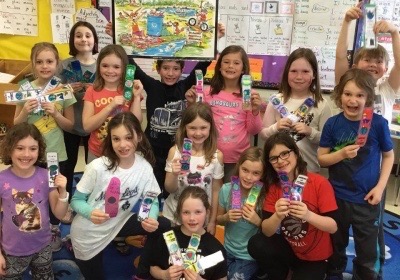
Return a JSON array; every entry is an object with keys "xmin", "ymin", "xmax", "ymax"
[
  {"xmin": 269, "ymin": 94, "xmax": 290, "ymax": 118},
  {"xmin": 105, "ymin": 177, "xmax": 121, "ymax": 218},
  {"xmin": 195, "ymin": 69, "xmax": 204, "ymax": 102},
  {"xmin": 245, "ymin": 181, "xmax": 263, "ymax": 208},
  {"xmin": 82, "ymin": 70, "xmax": 95, "ymax": 83},
  {"xmin": 71, "ymin": 60, "xmax": 83, "ymax": 81},
  {"xmin": 60, "ymin": 69, "xmax": 78, "ymax": 83},
  {"xmin": 137, "ymin": 191, "xmax": 159, "ymax": 221},
  {"xmin": 241, "ymin": 75, "xmax": 252, "ymax": 110},
  {"xmin": 364, "ymin": 4, "xmax": 377, "ymax": 49},
  {"xmin": 230, "ymin": 176, "xmax": 242, "ymax": 209},
  {"xmin": 163, "ymin": 230, "xmax": 184, "ymax": 266},
  {"xmin": 124, "ymin": 65, "xmax": 136, "ymax": 101},
  {"xmin": 47, "ymin": 152, "xmax": 59, "ymax": 188},
  {"xmin": 355, "ymin": 107, "xmax": 373, "ymax": 147},
  {"xmin": 181, "ymin": 138, "xmax": 192, "ymax": 173},
  {"xmin": 277, "ymin": 171, "xmax": 291, "ymax": 199},
  {"xmin": 183, "ymin": 233, "xmax": 201, "ymax": 272},
  {"xmin": 289, "ymin": 97, "xmax": 315, "ymax": 123},
  {"xmin": 290, "ymin": 175, "xmax": 308, "ymax": 201},
  {"xmin": 197, "ymin": 250, "xmax": 224, "ymax": 273}
]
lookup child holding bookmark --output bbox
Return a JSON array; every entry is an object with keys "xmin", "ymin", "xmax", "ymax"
[
  {"xmin": 248, "ymin": 132, "xmax": 338, "ymax": 280},
  {"xmin": 216, "ymin": 147, "xmax": 265, "ymax": 280}
]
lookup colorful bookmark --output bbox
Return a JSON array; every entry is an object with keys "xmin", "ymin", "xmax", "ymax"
[
  {"xmin": 364, "ymin": 4, "xmax": 377, "ymax": 49},
  {"xmin": 230, "ymin": 176, "xmax": 242, "ymax": 209},
  {"xmin": 47, "ymin": 152, "xmax": 59, "ymax": 188},
  {"xmin": 71, "ymin": 60, "xmax": 83, "ymax": 81},
  {"xmin": 124, "ymin": 65, "xmax": 136, "ymax": 102},
  {"xmin": 183, "ymin": 233, "xmax": 201, "ymax": 272},
  {"xmin": 241, "ymin": 75, "xmax": 252, "ymax": 110},
  {"xmin": 277, "ymin": 171, "xmax": 291, "ymax": 199},
  {"xmin": 290, "ymin": 175, "xmax": 308, "ymax": 201},
  {"xmin": 245, "ymin": 181, "xmax": 263, "ymax": 208},
  {"xmin": 288, "ymin": 97, "xmax": 315, "ymax": 123},
  {"xmin": 105, "ymin": 177, "xmax": 121, "ymax": 218},
  {"xmin": 163, "ymin": 230, "xmax": 184, "ymax": 266},
  {"xmin": 181, "ymin": 138, "xmax": 192, "ymax": 173},
  {"xmin": 137, "ymin": 191, "xmax": 159, "ymax": 221},
  {"xmin": 355, "ymin": 107, "xmax": 373, "ymax": 147},
  {"xmin": 269, "ymin": 94, "xmax": 290, "ymax": 118},
  {"xmin": 195, "ymin": 69, "xmax": 204, "ymax": 102}
]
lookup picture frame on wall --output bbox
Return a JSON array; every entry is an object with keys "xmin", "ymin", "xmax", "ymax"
[{"xmin": 112, "ymin": 0, "xmax": 218, "ymax": 60}]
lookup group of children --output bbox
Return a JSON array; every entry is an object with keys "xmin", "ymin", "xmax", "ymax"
[{"xmin": 1, "ymin": 2, "xmax": 400, "ymax": 279}]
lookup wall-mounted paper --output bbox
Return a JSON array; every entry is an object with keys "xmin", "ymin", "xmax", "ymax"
[{"xmin": 0, "ymin": 0, "xmax": 38, "ymax": 36}]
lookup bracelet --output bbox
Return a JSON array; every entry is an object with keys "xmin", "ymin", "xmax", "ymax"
[{"xmin": 58, "ymin": 192, "xmax": 69, "ymax": 202}]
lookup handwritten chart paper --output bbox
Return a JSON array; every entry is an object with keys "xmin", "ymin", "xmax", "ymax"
[
  {"xmin": 51, "ymin": 13, "xmax": 74, "ymax": 44},
  {"xmin": 51, "ymin": 0, "xmax": 75, "ymax": 14},
  {"xmin": 0, "ymin": 0, "xmax": 38, "ymax": 36}
]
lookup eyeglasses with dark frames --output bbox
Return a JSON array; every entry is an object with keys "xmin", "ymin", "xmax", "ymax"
[{"xmin": 269, "ymin": 150, "xmax": 293, "ymax": 164}]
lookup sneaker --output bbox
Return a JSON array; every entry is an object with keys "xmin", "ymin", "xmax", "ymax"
[
  {"xmin": 61, "ymin": 206, "xmax": 74, "ymax": 224},
  {"xmin": 62, "ymin": 234, "xmax": 74, "ymax": 254},
  {"xmin": 51, "ymin": 224, "xmax": 62, "ymax": 252}
]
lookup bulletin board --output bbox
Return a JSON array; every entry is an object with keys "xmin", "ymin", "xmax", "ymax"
[{"xmin": 0, "ymin": 0, "xmax": 93, "ymax": 61}]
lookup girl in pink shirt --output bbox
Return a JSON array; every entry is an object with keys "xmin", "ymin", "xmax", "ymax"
[{"xmin": 186, "ymin": 45, "xmax": 262, "ymax": 182}]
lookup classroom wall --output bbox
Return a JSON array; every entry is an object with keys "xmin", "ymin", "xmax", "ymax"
[{"xmin": 0, "ymin": 0, "xmax": 92, "ymax": 61}]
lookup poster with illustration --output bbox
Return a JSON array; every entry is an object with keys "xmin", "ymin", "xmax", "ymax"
[{"xmin": 112, "ymin": 0, "xmax": 218, "ymax": 60}]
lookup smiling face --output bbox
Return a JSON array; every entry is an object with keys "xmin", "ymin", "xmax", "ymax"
[
  {"xmin": 180, "ymin": 196, "xmax": 207, "ymax": 235},
  {"xmin": 111, "ymin": 124, "xmax": 138, "ymax": 167},
  {"xmin": 185, "ymin": 116, "xmax": 210, "ymax": 147},
  {"xmin": 99, "ymin": 54, "xmax": 123, "ymax": 89},
  {"xmin": 11, "ymin": 136, "xmax": 39, "ymax": 176},
  {"xmin": 355, "ymin": 56, "xmax": 387, "ymax": 81},
  {"xmin": 219, "ymin": 52, "xmax": 244, "ymax": 82},
  {"xmin": 74, "ymin": 26, "xmax": 95, "ymax": 54},
  {"xmin": 34, "ymin": 49, "xmax": 58, "ymax": 84},
  {"xmin": 157, "ymin": 61, "xmax": 183, "ymax": 85},
  {"xmin": 269, "ymin": 144, "xmax": 297, "ymax": 181},
  {"xmin": 287, "ymin": 57, "xmax": 315, "ymax": 97},
  {"xmin": 239, "ymin": 160, "xmax": 263, "ymax": 190},
  {"xmin": 340, "ymin": 80, "xmax": 367, "ymax": 121}
]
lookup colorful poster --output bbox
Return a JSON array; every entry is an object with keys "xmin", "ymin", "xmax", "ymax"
[{"xmin": 112, "ymin": 0, "xmax": 218, "ymax": 60}]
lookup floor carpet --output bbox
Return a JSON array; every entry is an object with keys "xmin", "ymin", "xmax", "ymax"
[{"xmin": 23, "ymin": 173, "xmax": 400, "ymax": 279}]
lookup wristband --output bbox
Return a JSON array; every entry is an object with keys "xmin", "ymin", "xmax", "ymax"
[{"xmin": 58, "ymin": 192, "xmax": 69, "ymax": 202}]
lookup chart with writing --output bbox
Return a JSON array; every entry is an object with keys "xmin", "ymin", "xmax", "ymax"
[{"xmin": 0, "ymin": 0, "xmax": 38, "ymax": 36}]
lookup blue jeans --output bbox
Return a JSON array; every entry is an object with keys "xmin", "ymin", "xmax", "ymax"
[{"xmin": 227, "ymin": 251, "xmax": 258, "ymax": 280}]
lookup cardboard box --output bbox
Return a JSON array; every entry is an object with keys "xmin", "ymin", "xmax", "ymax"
[{"xmin": 0, "ymin": 59, "xmax": 32, "ymax": 84}]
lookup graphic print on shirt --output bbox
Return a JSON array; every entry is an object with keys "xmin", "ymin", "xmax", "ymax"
[
  {"xmin": 97, "ymin": 117, "xmax": 112, "ymax": 141},
  {"xmin": 11, "ymin": 188, "xmax": 41, "ymax": 232},
  {"xmin": 33, "ymin": 103, "xmax": 63, "ymax": 135},
  {"xmin": 97, "ymin": 183, "xmax": 140, "ymax": 213},
  {"xmin": 150, "ymin": 100, "xmax": 185, "ymax": 137},
  {"xmin": 288, "ymin": 112, "xmax": 314, "ymax": 142}
]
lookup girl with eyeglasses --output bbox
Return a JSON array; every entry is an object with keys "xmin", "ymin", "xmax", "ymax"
[{"xmin": 247, "ymin": 132, "xmax": 338, "ymax": 280}]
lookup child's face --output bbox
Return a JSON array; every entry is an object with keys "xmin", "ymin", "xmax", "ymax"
[
  {"xmin": 74, "ymin": 26, "xmax": 95, "ymax": 54},
  {"xmin": 288, "ymin": 57, "xmax": 315, "ymax": 95},
  {"xmin": 11, "ymin": 136, "xmax": 39, "ymax": 175},
  {"xmin": 180, "ymin": 196, "xmax": 207, "ymax": 235},
  {"xmin": 340, "ymin": 80, "xmax": 367, "ymax": 121},
  {"xmin": 239, "ymin": 160, "xmax": 263, "ymax": 190},
  {"xmin": 100, "ymin": 54, "xmax": 123, "ymax": 87},
  {"xmin": 355, "ymin": 56, "xmax": 387, "ymax": 81},
  {"xmin": 157, "ymin": 61, "xmax": 182, "ymax": 85},
  {"xmin": 34, "ymin": 49, "xmax": 58, "ymax": 81},
  {"xmin": 219, "ymin": 52, "xmax": 243, "ymax": 81},
  {"xmin": 111, "ymin": 124, "xmax": 138, "ymax": 164},
  {"xmin": 185, "ymin": 116, "xmax": 210, "ymax": 147},
  {"xmin": 269, "ymin": 144, "xmax": 297, "ymax": 181}
]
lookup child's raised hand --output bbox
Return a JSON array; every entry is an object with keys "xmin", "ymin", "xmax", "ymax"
[
  {"xmin": 292, "ymin": 122, "xmax": 312, "ymax": 136},
  {"xmin": 364, "ymin": 186, "xmax": 384, "ymax": 205},
  {"xmin": 288, "ymin": 200, "xmax": 310, "ymax": 221},
  {"xmin": 170, "ymin": 158, "xmax": 182, "ymax": 176},
  {"xmin": 133, "ymin": 79, "xmax": 144, "ymax": 99},
  {"xmin": 111, "ymin": 95, "xmax": 125, "ymax": 107},
  {"xmin": 374, "ymin": 20, "xmax": 399, "ymax": 35},
  {"xmin": 105, "ymin": 21, "xmax": 112, "ymax": 37},
  {"xmin": 166, "ymin": 265, "xmax": 185, "ymax": 280},
  {"xmin": 0, "ymin": 253, "xmax": 6, "ymax": 276},
  {"xmin": 275, "ymin": 198, "xmax": 290, "ymax": 219},
  {"xmin": 70, "ymin": 82, "xmax": 84, "ymax": 92},
  {"xmin": 276, "ymin": 117, "xmax": 292, "ymax": 131},
  {"xmin": 141, "ymin": 217, "xmax": 159, "ymax": 233},
  {"xmin": 226, "ymin": 209, "xmax": 243, "ymax": 223},
  {"xmin": 344, "ymin": 4, "xmax": 362, "ymax": 22},
  {"xmin": 242, "ymin": 204, "xmax": 261, "ymax": 226},
  {"xmin": 217, "ymin": 22, "xmax": 226, "ymax": 39},
  {"xmin": 90, "ymin": 209, "xmax": 110, "ymax": 224},
  {"xmin": 341, "ymin": 144, "xmax": 360, "ymax": 160},
  {"xmin": 183, "ymin": 267, "xmax": 203, "ymax": 280},
  {"xmin": 250, "ymin": 92, "xmax": 261, "ymax": 115},
  {"xmin": 22, "ymin": 99, "xmax": 39, "ymax": 114},
  {"xmin": 42, "ymin": 102, "xmax": 59, "ymax": 117},
  {"xmin": 185, "ymin": 85, "xmax": 197, "ymax": 105}
]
